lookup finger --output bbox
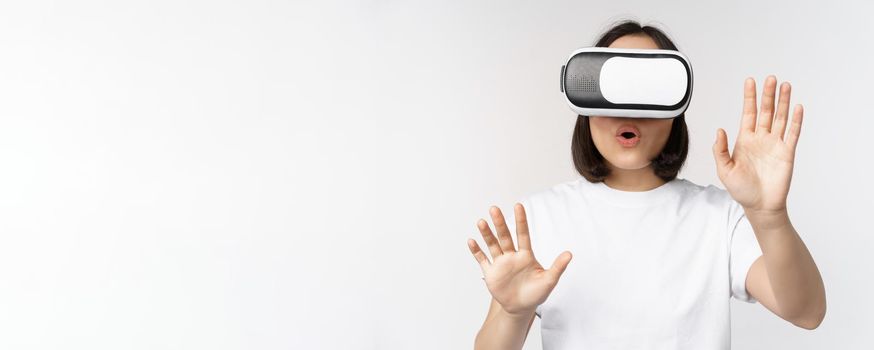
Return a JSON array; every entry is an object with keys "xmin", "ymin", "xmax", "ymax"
[
  {"xmin": 467, "ymin": 238, "xmax": 491, "ymax": 272},
  {"xmin": 712, "ymin": 128, "xmax": 732, "ymax": 174},
  {"xmin": 477, "ymin": 218, "xmax": 504, "ymax": 259},
  {"xmin": 490, "ymin": 206, "xmax": 517, "ymax": 253},
  {"xmin": 773, "ymin": 82, "xmax": 792, "ymax": 140},
  {"xmin": 741, "ymin": 77, "xmax": 758, "ymax": 133},
  {"xmin": 786, "ymin": 104, "xmax": 804, "ymax": 154},
  {"xmin": 514, "ymin": 203, "xmax": 532, "ymax": 251},
  {"xmin": 757, "ymin": 75, "xmax": 777, "ymax": 134},
  {"xmin": 547, "ymin": 251, "xmax": 573, "ymax": 280}
]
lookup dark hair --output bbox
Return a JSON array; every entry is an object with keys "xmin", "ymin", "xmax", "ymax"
[{"xmin": 571, "ymin": 20, "xmax": 689, "ymax": 183}]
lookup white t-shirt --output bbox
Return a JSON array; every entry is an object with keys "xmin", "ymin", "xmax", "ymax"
[{"xmin": 506, "ymin": 177, "xmax": 762, "ymax": 350}]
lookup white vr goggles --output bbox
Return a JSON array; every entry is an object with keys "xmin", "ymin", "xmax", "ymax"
[{"xmin": 560, "ymin": 47, "xmax": 693, "ymax": 119}]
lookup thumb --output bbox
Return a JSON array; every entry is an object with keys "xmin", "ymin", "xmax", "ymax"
[
  {"xmin": 712, "ymin": 128, "xmax": 732, "ymax": 172},
  {"xmin": 547, "ymin": 251, "xmax": 573, "ymax": 280}
]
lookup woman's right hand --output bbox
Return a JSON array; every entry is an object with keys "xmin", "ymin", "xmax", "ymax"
[{"xmin": 467, "ymin": 203, "xmax": 573, "ymax": 316}]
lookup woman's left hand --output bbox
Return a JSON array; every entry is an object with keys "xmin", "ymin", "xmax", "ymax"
[{"xmin": 712, "ymin": 75, "xmax": 804, "ymax": 214}]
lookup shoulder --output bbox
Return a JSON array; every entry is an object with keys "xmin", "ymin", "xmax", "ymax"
[
  {"xmin": 675, "ymin": 178, "xmax": 746, "ymax": 228},
  {"xmin": 674, "ymin": 178, "xmax": 735, "ymax": 207},
  {"xmin": 517, "ymin": 177, "xmax": 584, "ymax": 208}
]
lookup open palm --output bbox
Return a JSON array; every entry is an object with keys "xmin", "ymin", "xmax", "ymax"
[
  {"xmin": 712, "ymin": 75, "xmax": 804, "ymax": 213},
  {"xmin": 467, "ymin": 203, "xmax": 572, "ymax": 315}
]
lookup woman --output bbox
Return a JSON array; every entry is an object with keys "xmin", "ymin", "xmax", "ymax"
[{"xmin": 466, "ymin": 20, "xmax": 826, "ymax": 350}]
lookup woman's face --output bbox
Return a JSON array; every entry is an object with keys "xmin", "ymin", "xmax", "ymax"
[{"xmin": 589, "ymin": 34, "xmax": 675, "ymax": 171}]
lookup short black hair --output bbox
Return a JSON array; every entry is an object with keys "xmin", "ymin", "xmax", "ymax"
[{"xmin": 571, "ymin": 20, "xmax": 689, "ymax": 183}]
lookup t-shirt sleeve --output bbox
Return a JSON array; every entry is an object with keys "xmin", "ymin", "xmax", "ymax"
[{"xmin": 728, "ymin": 199, "xmax": 763, "ymax": 303}]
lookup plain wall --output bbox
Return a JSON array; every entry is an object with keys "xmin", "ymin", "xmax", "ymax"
[{"xmin": 0, "ymin": 0, "xmax": 871, "ymax": 349}]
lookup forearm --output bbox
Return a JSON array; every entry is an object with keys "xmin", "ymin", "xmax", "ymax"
[
  {"xmin": 745, "ymin": 208, "xmax": 826, "ymax": 326},
  {"xmin": 475, "ymin": 299, "xmax": 535, "ymax": 350}
]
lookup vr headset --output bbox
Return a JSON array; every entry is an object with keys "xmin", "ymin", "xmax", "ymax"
[{"xmin": 560, "ymin": 47, "xmax": 693, "ymax": 119}]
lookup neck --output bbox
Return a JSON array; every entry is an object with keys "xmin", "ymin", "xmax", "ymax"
[{"xmin": 603, "ymin": 163, "xmax": 667, "ymax": 192}]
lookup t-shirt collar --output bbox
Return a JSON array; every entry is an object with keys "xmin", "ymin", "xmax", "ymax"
[{"xmin": 581, "ymin": 177, "xmax": 682, "ymax": 208}]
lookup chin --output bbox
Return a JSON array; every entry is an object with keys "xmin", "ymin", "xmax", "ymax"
[{"xmin": 606, "ymin": 156, "xmax": 651, "ymax": 170}]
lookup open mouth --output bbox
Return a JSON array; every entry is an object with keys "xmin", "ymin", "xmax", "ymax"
[{"xmin": 615, "ymin": 125, "xmax": 641, "ymax": 147}]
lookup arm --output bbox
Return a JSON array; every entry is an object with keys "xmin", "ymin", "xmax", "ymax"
[
  {"xmin": 712, "ymin": 75, "xmax": 826, "ymax": 329},
  {"xmin": 474, "ymin": 298, "xmax": 536, "ymax": 350},
  {"xmin": 744, "ymin": 209, "xmax": 826, "ymax": 329}
]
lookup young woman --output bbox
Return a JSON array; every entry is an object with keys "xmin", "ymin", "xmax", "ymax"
[{"xmin": 466, "ymin": 21, "xmax": 826, "ymax": 350}]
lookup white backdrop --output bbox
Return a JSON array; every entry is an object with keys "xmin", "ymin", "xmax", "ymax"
[{"xmin": 0, "ymin": 1, "xmax": 871, "ymax": 349}]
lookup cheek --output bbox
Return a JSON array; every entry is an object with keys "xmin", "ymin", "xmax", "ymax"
[
  {"xmin": 590, "ymin": 126, "xmax": 614, "ymax": 149},
  {"xmin": 648, "ymin": 124, "xmax": 674, "ymax": 150},
  {"xmin": 589, "ymin": 120, "xmax": 613, "ymax": 142}
]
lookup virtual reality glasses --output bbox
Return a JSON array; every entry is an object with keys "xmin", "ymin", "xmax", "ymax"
[{"xmin": 560, "ymin": 47, "xmax": 693, "ymax": 118}]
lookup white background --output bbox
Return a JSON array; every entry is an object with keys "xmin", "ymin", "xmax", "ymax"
[{"xmin": 0, "ymin": 1, "xmax": 871, "ymax": 349}]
